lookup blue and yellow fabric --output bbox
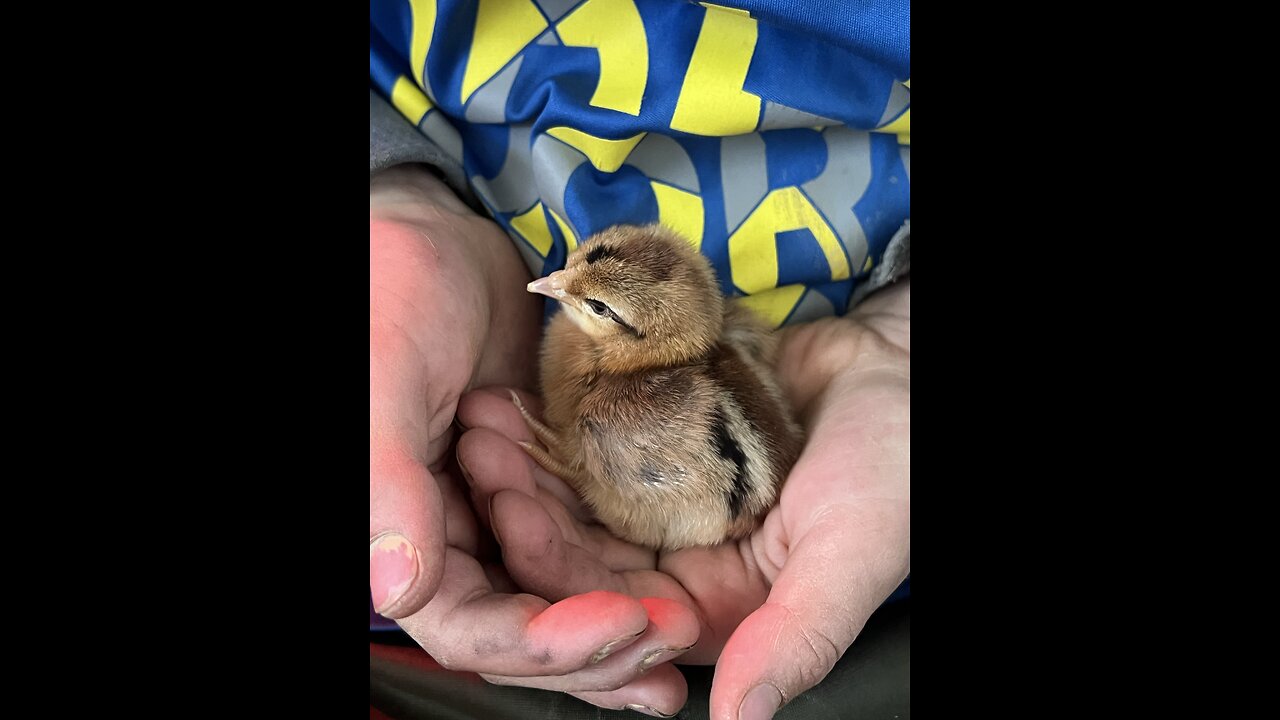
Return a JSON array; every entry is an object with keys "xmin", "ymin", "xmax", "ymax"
[{"xmin": 371, "ymin": 0, "xmax": 910, "ymax": 327}]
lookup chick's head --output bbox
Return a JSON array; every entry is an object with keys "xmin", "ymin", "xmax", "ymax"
[{"xmin": 528, "ymin": 224, "xmax": 725, "ymax": 370}]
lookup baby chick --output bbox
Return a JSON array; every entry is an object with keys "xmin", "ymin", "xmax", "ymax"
[{"xmin": 517, "ymin": 224, "xmax": 804, "ymax": 551}]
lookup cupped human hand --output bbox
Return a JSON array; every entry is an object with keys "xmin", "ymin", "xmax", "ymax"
[
  {"xmin": 370, "ymin": 165, "xmax": 700, "ymax": 717},
  {"xmin": 456, "ymin": 280, "xmax": 910, "ymax": 719}
]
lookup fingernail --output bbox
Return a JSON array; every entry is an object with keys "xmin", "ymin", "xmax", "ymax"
[
  {"xmin": 624, "ymin": 704, "xmax": 675, "ymax": 718},
  {"xmin": 640, "ymin": 645, "xmax": 691, "ymax": 670},
  {"xmin": 488, "ymin": 496, "xmax": 503, "ymax": 546},
  {"xmin": 369, "ymin": 533, "xmax": 418, "ymax": 614},
  {"xmin": 591, "ymin": 629, "xmax": 644, "ymax": 664},
  {"xmin": 738, "ymin": 683, "xmax": 782, "ymax": 720},
  {"xmin": 457, "ymin": 453, "xmax": 474, "ymax": 485}
]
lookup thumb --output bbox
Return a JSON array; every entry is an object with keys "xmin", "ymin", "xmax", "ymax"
[
  {"xmin": 370, "ymin": 446, "xmax": 446, "ymax": 619},
  {"xmin": 709, "ymin": 512, "xmax": 908, "ymax": 720}
]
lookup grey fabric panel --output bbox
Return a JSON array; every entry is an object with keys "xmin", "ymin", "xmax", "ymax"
[
  {"xmin": 789, "ymin": 288, "xmax": 836, "ymax": 324},
  {"xmin": 849, "ymin": 219, "xmax": 910, "ymax": 309},
  {"xmin": 535, "ymin": 0, "xmax": 579, "ymax": 22},
  {"xmin": 471, "ymin": 125, "xmax": 538, "ymax": 213},
  {"xmin": 720, "ymin": 134, "xmax": 768, "ymax": 234},
  {"xmin": 760, "ymin": 101, "xmax": 840, "ymax": 130},
  {"xmin": 801, "ymin": 128, "xmax": 872, "ymax": 271},
  {"xmin": 464, "ymin": 56, "xmax": 525, "ymax": 123},
  {"xmin": 369, "ymin": 89, "xmax": 476, "ymax": 206},
  {"xmin": 877, "ymin": 81, "xmax": 911, "ymax": 126},
  {"xmin": 627, "ymin": 133, "xmax": 701, "ymax": 192},
  {"xmin": 530, "ymin": 133, "xmax": 589, "ymax": 237}
]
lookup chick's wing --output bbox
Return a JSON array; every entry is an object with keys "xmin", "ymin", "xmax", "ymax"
[{"xmin": 576, "ymin": 366, "xmax": 731, "ymax": 500}]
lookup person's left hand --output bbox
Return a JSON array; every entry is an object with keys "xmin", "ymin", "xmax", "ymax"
[{"xmin": 456, "ymin": 281, "xmax": 910, "ymax": 719}]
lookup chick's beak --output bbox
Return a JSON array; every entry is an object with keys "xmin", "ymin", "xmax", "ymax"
[{"xmin": 527, "ymin": 269, "xmax": 568, "ymax": 300}]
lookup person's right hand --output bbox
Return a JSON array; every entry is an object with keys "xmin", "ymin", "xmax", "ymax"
[
  {"xmin": 452, "ymin": 280, "xmax": 911, "ymax": 719},
  {"xmin": 370, "ymin": 165, "xmax": 700, "ymax": 716}
]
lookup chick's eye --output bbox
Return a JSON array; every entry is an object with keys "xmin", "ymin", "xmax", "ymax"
[{"xmin": 585, "ymin": 299, "xmax": 609, "ymax": 316}]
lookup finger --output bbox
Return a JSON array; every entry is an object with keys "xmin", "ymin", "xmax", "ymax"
[
  {"xmin": 459, "ymin": 429, "xmax": 633, "ymax": 565},
  {"xmin": 457, "ymin": 386, "xmax": 544, "ymax": 442},
  {"xmin": 370, "ymin": 447, "xmax": 446, "ymax": 619},
  {"xmin": 457, "ymin": 387, "xmax": 589, "ymax": 517},
  {"xmin": 458, "ymin": 426, "xmax": 599, "ymax": 545},
  {"xmin": 482, "ymin": 561, "xmax": 519, "ymax": 594},
  {"xmin": 456, "ymin": 427, "xmax": 539, "ymax": 530},
  {"xmin": 655, "ymin": 541, "xmax": 773, "ymax": 664},
  {"xmin": 490, "ymin": 489, "xmax": 630, "ymax": 600},
  {"xmin": 708, "ymin": 508, "xmax": 909, "ymax": 720},
  {"xmin": 479, "ymin": 597, "xmax": 698, "ymax": 692},
  {"xmin": 397, "ymin": 546, "xmax": 652, "ymax": 677},
  {"xmin": 435, "ymin": 468, "xmax": 479, "ymax": 555},
  {"xmin": 490, "ymin": 484, "xmax": 666, "ymax": 591},
  {"xmin": 570, "ymin": 664, "xmax": 689, "ymax": 718},
  {"xmin": 489, "ymin": 489, "xmax": 709, "ymax": 656}
]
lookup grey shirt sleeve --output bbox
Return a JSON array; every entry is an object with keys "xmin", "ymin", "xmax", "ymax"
[
  {"xmin": 849, "ymin": 219, "xmax": 910, "ymax": 307},
  {"xmin": 369, "ymin": 89, "xmax": 477, "ymax": 207}
]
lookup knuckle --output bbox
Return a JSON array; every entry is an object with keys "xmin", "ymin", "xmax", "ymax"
[
  {"xmin": 778, "ymin": 605, "xmax": 842, "ymax": 691},
  {"xmin": 583, "ymin": 675, "xmax": 629, "ymax": 692},
  {"xmin": 796, "ymin": 627, "xmax": 841, "ymax": 688},
  {"xmin": 601, "ymin": 674, "xmax": 631, "ymax": 692}
]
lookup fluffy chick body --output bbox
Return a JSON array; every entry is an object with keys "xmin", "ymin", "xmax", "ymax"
[{"xmin": 520, "ymin": 224, "xmax": 803, "ymax": 550}]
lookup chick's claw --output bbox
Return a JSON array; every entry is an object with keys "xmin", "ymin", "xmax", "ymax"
[
  {"xmin": 510, "ymin": 389, "xmax": 563, "ymax": 449},
  {"xmin": 518, "ymin": 440, "xmax": 580, "ymax": 485}
]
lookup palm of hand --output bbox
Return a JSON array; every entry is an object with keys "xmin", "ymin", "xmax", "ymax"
[
  {"xmin": 373, "ymin": 169, "xmax": 718, "ymax": 717},
  {"xmin": 457, "ymin": 298, "xmax": 910, "ymax": 718},
  {"xmin": 369, "ymin": 186, "xmax": 543, "ymax": 609}
]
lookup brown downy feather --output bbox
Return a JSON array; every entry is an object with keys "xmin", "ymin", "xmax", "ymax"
[{"xmin": 519, "ymin": 224, "xmax": 804, "ymax": 550}]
